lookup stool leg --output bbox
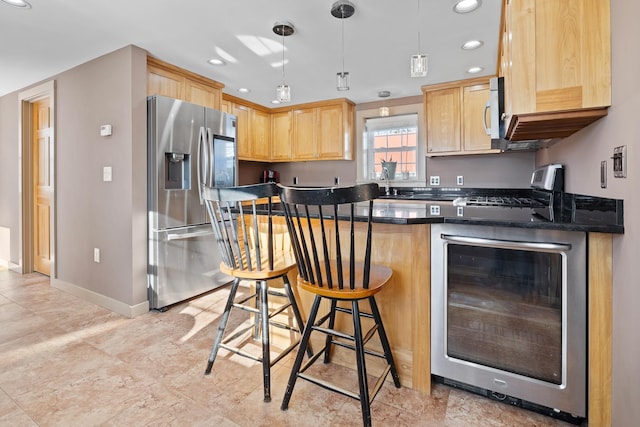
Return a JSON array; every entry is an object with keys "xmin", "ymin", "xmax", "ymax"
[
  {"xmin": 323, "ymin": 299, "xmax": 338, "ymax": 363},
  {"xmin": 369, "ymin": 297, "xmax": 401, "ymax": 388},
  {"xmin": 259, "ymin": 280, "xmax": 272, "ymax": 402},
  {"xmin": 281, "ymin": 294, "xmax": 322, "ymax": 411},
  {"xmin": 205, "ymin": 278, "xmax": 240, "ymax": 375},
  {"xmin": 352, "ymin": 300, "xmax": 372, "ymax": 427},
  {"xmin": 282, "ymin": 275, "xmax": 313, "ymax": 358}
]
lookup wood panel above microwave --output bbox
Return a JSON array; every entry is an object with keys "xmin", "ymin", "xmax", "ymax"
[{"xmin": 499, "ymin": 0, "xmax": 611, "ymax": 141}]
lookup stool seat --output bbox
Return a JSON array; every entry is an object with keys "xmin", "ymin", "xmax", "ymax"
[{"xmin": 297, "ymin": 261, "xmax": 392, "ymax": 300}]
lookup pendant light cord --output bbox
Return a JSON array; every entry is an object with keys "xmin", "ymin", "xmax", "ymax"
[
  {"xmin": 281, "ymin": 24, "xmax": 286, "ymax": 84},
  {"xmin": 416, "ymin": 0, "xmax": 421, "ymax": 54},
  {"xmin": 341, "ymin": 7, "xmax": 345, "ymax": 74}
]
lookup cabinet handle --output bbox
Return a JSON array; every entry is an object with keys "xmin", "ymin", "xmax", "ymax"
[{"xmin": 483, "ymin": 100, "xmax": 491, "ymax": 136}]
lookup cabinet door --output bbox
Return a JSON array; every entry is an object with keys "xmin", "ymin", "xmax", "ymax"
[
  {"xmin": 462, "ymin": 83, "xmax": 492, "ymax": 152},
  {"xmin": 220, "ymin": 99, "xmax": 231, "ymax": 114},
  {"xmin": 316, "ymin": 105, "xmax": 344, "ymax": 159},
  {"xmin": 426, "ymin": 87, "xmax": 461, "ymax": 154},
  {"xmin": 185, "ymin": 78, "xmax": 220, "ymax": 109},
  {"xmin": 292, "ymin": 108, "xmax": 317, "ymax": 160},
  {"xmin": 271, "ymin": 111, "xmax": 292, "ymax": 161},
  {"xmin": 147, "ymin": 64, "xmax": 184, "ymax": 99},
  {"xmin": 250, "ymin": 109, "xmax": 271, "ymax": 161},
  {"xmin": 232, "ymin": 104, "xmax": 250, "ymax": 160}
]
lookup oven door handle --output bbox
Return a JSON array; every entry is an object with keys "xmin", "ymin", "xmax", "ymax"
[{"xmin": 441, "ymin": 234, "xmax": 572, "ymax": 252}]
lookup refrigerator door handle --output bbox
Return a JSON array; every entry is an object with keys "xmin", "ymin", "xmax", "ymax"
[
  {"xmin": 197, "ymin": 126, "xmax": 206, "ymax": 204},
  {"xmin": 167, "ymin": 229, "xmax": 215, "ymax": 241},
  {"xmin": 207, "ymin": 127, "xmax": 214, "ymax": 186}
]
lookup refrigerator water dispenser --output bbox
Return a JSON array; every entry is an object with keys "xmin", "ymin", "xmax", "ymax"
[{"xmin": 165, "ymin": 152, "xmax": 190, "ymax": 190}]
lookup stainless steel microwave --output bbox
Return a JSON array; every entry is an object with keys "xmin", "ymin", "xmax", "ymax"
[{"xmin": 487, "ymin": 77, "xmax": 554, "ymax": 152}]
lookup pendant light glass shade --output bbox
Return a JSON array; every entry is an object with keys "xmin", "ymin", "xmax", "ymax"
[
  {"xmin": 336, "ymin": 72, "xmax": 349, "ymax": 91},
  {"xmin": 410, "ymin": 54, "xmax": 428, "ymax": 77},
  {"xmin": 276, "ymin": 84, "xmax": 291, "ymax": 102}
]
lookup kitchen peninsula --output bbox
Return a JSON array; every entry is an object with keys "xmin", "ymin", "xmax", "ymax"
[{"xmin": 266, "ymin": 185, "xmax": 622, "ymax": 424}]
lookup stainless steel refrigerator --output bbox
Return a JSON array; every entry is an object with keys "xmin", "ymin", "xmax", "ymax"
[{"xmin": 147, "ymin": 95, "xmax": 236, "ymax": 310}]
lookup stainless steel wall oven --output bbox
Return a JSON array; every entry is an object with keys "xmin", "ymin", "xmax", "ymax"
[{"xmin": 431, "ymin": 223, "xmax": 587, "ymax": 419}]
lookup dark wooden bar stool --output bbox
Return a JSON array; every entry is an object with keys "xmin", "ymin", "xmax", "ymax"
[
  {"xmin": 201, "ymin": 183, "xmax": 309, "ymax": 402},
  {"xmin": 278, "ymin": 183, "xmax": 401, "ymax": 427}
]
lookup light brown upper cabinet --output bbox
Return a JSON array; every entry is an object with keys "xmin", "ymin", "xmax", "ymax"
[
  {"xmin": 290, "ymin": 100, "xmax": 354, "ymax": 161},
  {"xmin": 146, "ymin": 57, "xmax": 223, "ymax": 110},
  {"xmin": 500, "ymin": 0, "xmax": 611, "ymax": 141},
  {"xmin": 250, "ymin": 109, "xmax": 271, "ymax": 161},
  {"xmin": 423, "ymin": 77, "xmax": 498, "ymax": 156},
  {"xmin": 271, "ymin": 111, "xmax": 292, "ymax": 161},
  {"xmin": 223, "ymin": 94, "xmax": 272, "ymax": 161}
]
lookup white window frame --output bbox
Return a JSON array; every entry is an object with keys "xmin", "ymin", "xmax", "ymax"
[{"xmin": 357, "ymin": 106, "xmax": 425, "ymax": 186}]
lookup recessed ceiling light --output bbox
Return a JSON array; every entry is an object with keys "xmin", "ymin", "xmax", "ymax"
[
  {"xmin": 467, "ymin": 66, "xmax": 484, "ymax": 74},
  {"xmin": 461, "ymin": 40, "xmax": 483, "ymax": 50},
  {"xmin": 454, "ymin": 0, "xmax": 481, "ymax": 14},
  {"xmin": 1, "ymin": 0, "xmax": 31, "ymax": 8},
  {"xmin": 237, "ymin": 88, "xmax": 250, "ymax": 94},
  {"xmin": 271, "ymin": 100, "xmax": 281, "ymax": 105},
  {"xmin": 207, "ymin": 58, "xmax": 225, "ymax": 66}
]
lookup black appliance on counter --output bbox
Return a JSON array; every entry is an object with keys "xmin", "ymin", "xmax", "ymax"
[{"xmin": 261, "ymin": 169, "xmax": 280, "ymax": 183}]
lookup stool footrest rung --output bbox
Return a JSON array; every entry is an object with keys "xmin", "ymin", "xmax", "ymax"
[
  {"xmin": 297, "ymin": 372, "xmax": 360, "ymax": 401},
  {"xmin": 219, "ymin": 343, "xmax": 261, "ymax": 362},
  {"xmin": 329, "ymin": 339, "xmax": 387, "ymax": 360},
  {"xmin": 335, "ymin": 305, "xmax": 374, "ymax": 320}
]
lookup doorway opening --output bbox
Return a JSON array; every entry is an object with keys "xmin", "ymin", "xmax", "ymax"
[{"xmin": 18, "ymin": 80, "xmax": 56, "ymax": 277}]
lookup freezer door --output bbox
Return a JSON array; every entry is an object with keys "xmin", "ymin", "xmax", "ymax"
[
  {"xmin": 148, "ymin": 224, "xmax": 232, "ymax": 310},
  {"xmin": 148, "ymin": 95, "xmax": 207, "ymax": 230}
]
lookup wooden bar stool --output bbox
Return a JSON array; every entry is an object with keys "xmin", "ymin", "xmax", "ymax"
[
  {"xmin": 278, "ymin": 183, "xmax": 401, "ymax": 427},
  {"xmin": 201, "ymin": 183, "xmax": 309, "ymax": 402}
]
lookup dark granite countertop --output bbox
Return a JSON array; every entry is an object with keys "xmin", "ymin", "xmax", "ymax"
[{"xmin": 269, "ymin": 186, "xmax": 624, "ymax": 234}]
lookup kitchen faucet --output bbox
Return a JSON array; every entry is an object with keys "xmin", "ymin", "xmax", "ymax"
[{"xmin": 382, "ymin": 166, "xmax": 390, "ymax": 196}]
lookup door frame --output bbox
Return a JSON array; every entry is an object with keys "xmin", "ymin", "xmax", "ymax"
[{"xmin": 18, "ymin": 80, "xmax": 56, "ymax": 277}]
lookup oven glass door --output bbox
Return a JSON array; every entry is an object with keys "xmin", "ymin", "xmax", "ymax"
[{"xmin": 446, "ymin": 242, "xmax": 563, "ymax": 384}]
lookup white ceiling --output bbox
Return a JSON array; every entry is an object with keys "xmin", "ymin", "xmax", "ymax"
[{"xmin": 0, "ymin": 0, "xmax": 502, "ymax": 107}]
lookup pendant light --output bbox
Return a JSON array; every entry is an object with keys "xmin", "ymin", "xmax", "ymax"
[
  {"xmin": 410, "ymin": 0, "xmax": 428, "ymax": 77},
  {"xmin": 331, "ymin": 1, "xmax": 355, "ymax": 91},
  {"xmin": 273, "ymin": 22, "xmax": 294, "ymax": 103}
]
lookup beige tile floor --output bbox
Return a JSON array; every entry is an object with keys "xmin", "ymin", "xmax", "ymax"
[{"xmin": 0, "ymin": 268, "xmax": 575, "ymax": 426}]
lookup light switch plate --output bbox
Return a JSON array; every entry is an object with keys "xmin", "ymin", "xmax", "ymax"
[
  {"xmin": 600, "ymin": 161, "xmax": 607, "ymax": 188},
  {"xmin": 103, "ymin": 166, "xmax": 112, "ymax": 182}
]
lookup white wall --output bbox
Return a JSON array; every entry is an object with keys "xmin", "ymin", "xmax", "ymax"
[{"xmin": 536, "ymin": 0, "xmax": 639, "ymax": 423}]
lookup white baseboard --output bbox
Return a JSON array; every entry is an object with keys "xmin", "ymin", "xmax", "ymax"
[{"xmin": 51, "ymin": 278, "xmax": 149, "ymax": 318}]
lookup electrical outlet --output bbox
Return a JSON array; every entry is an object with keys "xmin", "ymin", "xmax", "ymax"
[
  {"xmin": 334, "ymin": 176, "xmax": 340, "ymax": 185},
  {"xmin": 293, "ymin": 176, "xmax": 298, "ymax": 185},
  {"xmin": 457, "ymin": 206, "xmax": 464, "ymax": 217},
  {"xmin": 457, "ymin": 175, "xmax": 464, "ymax": 186},
  {"xmin": 429, "ymin": 176, "xmax": 440, "ymax": 186},
  {"xmin": 93, "ymin": 248, "xmax": 100, "ymax": 263},
  {"xmin": 429, "ymin": 205, "xmax": 441, "ymax": 215}
]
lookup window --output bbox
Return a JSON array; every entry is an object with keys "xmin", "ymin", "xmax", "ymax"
[{"xmin": 363, "ymin": 114, "xmax": 421, "ymax": 181}]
